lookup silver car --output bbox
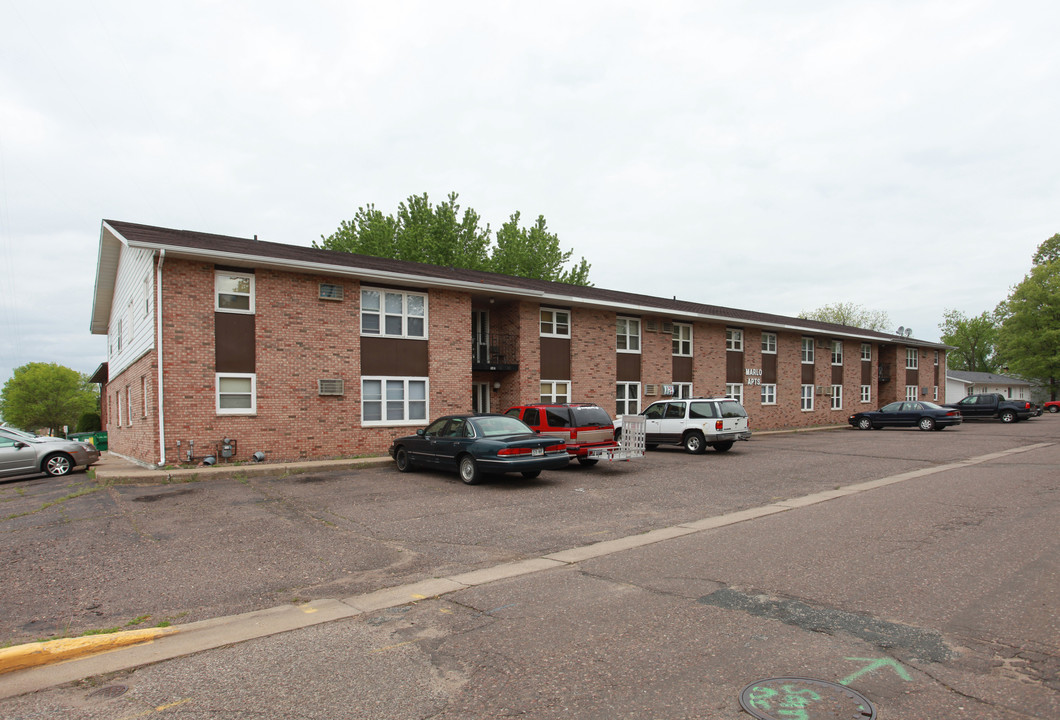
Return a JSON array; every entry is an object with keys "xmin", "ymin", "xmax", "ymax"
[{"xmin": 0, "ymin": 427, "xmax": 101, "ymax": 478}]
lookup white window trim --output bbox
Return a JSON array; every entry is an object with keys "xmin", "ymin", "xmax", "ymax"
[
  {"xmin": 905, "ymin": 348, "xmax": 919, "ymax": 370},
  {"xmin": 905, "ymin": 385, "xmax": 919, "ymax": 401},
  {"xmin": 215, "ymin": 271, "xmax": 255, "ymax": 314},
  {"xmin": 801, "ymin": 384, "xmax": 814, "ymax": 411},
  {"xmin": 673, "ymin": 382, "xmax": 693, "ymax": 399},
  {"xmin": 861, "ymin": 343, "xmax": 872, "ymax": 362},
  {"xmin": 801, "ymin": 338, "xmax": 814, "ymax": 364},
  {"xmin": 861, "ymin": 385, "xmax": 871, "ymax": 404},
  {"xmin": 540, "ymin": 380, "xmax": 571, "ymax": 403},
  {"xmin": 672, "ymin": 322, "xmax": 692, "ymax": 357},
  {"xmin": 540, "ymin": 307, "xmax": 572, "ymax": 338},
  {"xmin": 616, "ymin": 381, "xmax": 641, "ymax": 415},
  {"xmin": 761, "ymin": 384, "xmax": 777, "ymax": 405},
  {"xmin": 761, "ymin": 332, "xmax": 777, "ymax": 355},
  {"xmin": 616, "ymin": 316, "xmax": 641, "ymax": 354},
  {"xmin": 725, "ymin": 383, "xmax": 743, "ymax": 404},
  {"xmin": 360, "ymin": 288, "xmax": 428, "ymax": 340},
  {"xmin": 831, "ymin": 385, "xmax": 843, "ymax": 410},
  {"xmin": 216, "ymin": 373, "xmax": 257, "ymax": 415},
  {"xmin": 361, "ymin": 376, "xmax": 429, "ymax": 427},
  {"xmin": 831, "ymin": 341, "xmax": 843, "ymax": 366},
  {"xmin": 726, "ymin": 328, "xmax": 744, "ymax": 352}
]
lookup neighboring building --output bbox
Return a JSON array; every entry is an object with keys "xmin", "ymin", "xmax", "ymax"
[
  {"xmin": 90, "ymin": 220, "xmax": 950, "ymax": 468},
  {"xmin": 945, "ymin": 370, "xmax": 1034, "ymax": 404}
]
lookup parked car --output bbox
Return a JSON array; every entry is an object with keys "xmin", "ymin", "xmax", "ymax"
[
  {"xmin": 1044, "ymin": 400, "xmax": 1060, "ymax": 414},
  {"xmin": 848, "ymin": 401, "xmax": 962, "ymax": 431},
  {"xmin": 614, "ymin": 397, "xmax": 752, "ymax": 454},
  {"xmin": 0, "ymin": 427, "xmax": 102, "ymax": 478},
  {"xmin": 388, "ymin": 413, "xmax": 570, "ymax": 485},
  {"xmin": 503, "ymin": 403, "xmax": 615, "ymax": 465},
  {"xmin": 942, "ymin": 393, "xmax": 1035, "ymax": 423}
]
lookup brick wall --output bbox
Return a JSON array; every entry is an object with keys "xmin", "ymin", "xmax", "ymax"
[{"xmin": 105, "ymin": 350, "xmax": 159, "ymax": 463}]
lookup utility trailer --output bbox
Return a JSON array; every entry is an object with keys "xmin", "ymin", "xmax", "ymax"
[{"xmin": 585, "ymin": 414, "xmax": 645, "ymax": 462}]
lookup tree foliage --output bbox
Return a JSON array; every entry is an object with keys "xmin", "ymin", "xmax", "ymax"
[
  {"xmin": 0, "ymin": 363, "xmax": 98, "ymax": 435},
  {"xmin": 1031, "ymin": 232, "xmax": 1060, "ymax": 267},
  {"xmin": 938, "ymin": 309, "xmax": 1000, "ymax": 372},
  {"xmin": 316, "ymin": 192, "xmax": 592, "ymax": 285},
  {"xmin": 995, "ymin": 256, "xmax": 1060, "ymax": 398},
  {"xmin": 798, "ymin": 302, "xmax": 892, "ymax": 332}
]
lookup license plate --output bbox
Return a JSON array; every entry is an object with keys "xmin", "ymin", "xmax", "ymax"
[{"xmin": 532, "ymin": 447, "xmax": 544, "ymax": 456}]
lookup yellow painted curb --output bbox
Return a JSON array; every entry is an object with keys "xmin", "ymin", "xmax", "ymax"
[{"xmin": 0, "ymin": 627, "xmax": 178, "ymax": 675}]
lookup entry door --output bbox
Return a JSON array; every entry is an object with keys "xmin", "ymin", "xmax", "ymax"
[
  {"xmin": 472, "ymin": 310, "xmax": 489, "ymax": 365},
  {"xmin": 472, "ymin": 383, "xmax": 490, "ymax": 413}
]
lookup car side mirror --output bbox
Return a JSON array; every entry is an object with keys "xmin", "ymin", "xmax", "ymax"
[
  {"xmin": 416, "ymin": 429, "xmax": 426, "ymax": 437},
  {"xmin": 14, "ymin": 441, "xmax": 29, "ymax": 449}
]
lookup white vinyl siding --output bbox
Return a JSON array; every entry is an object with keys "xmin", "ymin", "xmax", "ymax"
[{"xmin": 107, "ymin": 246, "xmax": 156, "ymax": 378}]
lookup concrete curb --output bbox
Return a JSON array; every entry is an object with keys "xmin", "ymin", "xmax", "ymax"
[
  {"xmin": 92, "ymin": 455, "xmax": 393, "ymax": 485},
  {"xmin": 0, "ymin": 628, "xmax": 178, "ymax": 675}
]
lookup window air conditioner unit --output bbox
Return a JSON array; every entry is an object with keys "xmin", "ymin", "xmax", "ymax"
[
  {"xmin": 645, "ymin": 319, "xmax": 658, "ymax": 332},
  {"xmin": 816, "ymin": 338, "xmax": 830, "ymax": 348},
  {"xmin": 661, "ymin": 321, "xmax": 674, "ymax": 334},
  {"xmin": 644, "ymin": 384, "xmax": 659, "ymax": 396},
  {"xmin": 318, "ymin": 283, "xmax": 344, "ymax": 301},
  {"xmin": 824, "ymin": 386, "xmax": 834, "ymax": 396},
  {"xmin": 318, "ymin": 379, "xmax": 345, "ymax": 396},
  {"xmin": 815, "ymin": 385, "xmax": 825, "ymax": 395}
]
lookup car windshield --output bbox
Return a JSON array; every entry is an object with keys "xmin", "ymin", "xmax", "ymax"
[
  {"xmin": 718, "ymin": 401, "xmax": 747, "ymax": 418},
  {"xmin": 471, "ymin": 415, "xmax": 534, "ymax": 437},
  {"xmin": 571, "ymin": 406, "xmax": 612, "ymax": 426},
  {"xmin": 1, "ymin": 427, "xmax": 36, "ymax": 439}
]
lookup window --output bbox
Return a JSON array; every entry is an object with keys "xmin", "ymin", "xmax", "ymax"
[
  {"xmin": 861, "ymin": 343, "xmax": 872, "ymax": 361},
  {"xmin": 116, "ymin": 318, "xmax": 123, "ymax": 353},
  {"xmin": 934, "ymin": 351, "xmax": 939, "ymax": 366},
  {"xmin": 801, "ymin": 338, "xmax": 814, "ymax": 364},
  {"xmin": 761, "ymin": 332, "xmax": 777, "ymax": 354},
  {"xmin": 215, "ymin": 271, "xmax": 255, "ymax": 313},
  {"xmin": 116, "ymin": 390, "xmax": 123, "ymax": 426},
  {"xmin": 616, "ymin": 382, "xmax": 640, "ymax": 415},
  {"xmin": 540, "ymin": 380, "xmax": 570, "ymax": 403},
  {"xmin": 801, "ymin": 384, "xmax": 814, "ymax": 411},
  {"xmin": 933, "ymin": 386, "xmax": 939, "ymax": 401},
  {"xmin": 761, "ymin": 384, "xmax": 776, "ymax": 405},
  {"xmin": 616, "ymin": 317, "xmax": 641, "ymax": 353},
  {"xmin": 540, "ymin": 308, "xmax": 571, "ymax": 337},
  {"xmin": 143, "ymin": 276, "xmax": 151, "ymax": 317},
  {"xmin": 725, "ymin": 383, "xmax": 743, "ymax": 404},
  {"xmin": 726, "ymin": 328, "xmax": 743, "ymax": 351},
  {"xmin": 831, "ymin": 385, "xmax": 843, "ymax": 410},
  {"xmin": 831, "ymin": 341, "xmax": 843, "ymax": 365},
  {"xmin": 906, "ymin": 348, "xmax": 918, "ymax": 369},
  {"xmin": 672, "ymin": 323, "xmax": 692, "ymax": 356},
  {"xmin": 861, "ymin": 385, "xmax": 871, "ymax": 403},
  {"xmin": 673, "ymin": 382, "xmax": 692, "ymax": 399},
  {"xmin": 126, "ymin": 387, "xmax": 132, "ymax": 426},
  {"xmin": 362, "ymin": 377, "xmax": 428, "ymax": 425},
  {"xmin": 905, "ymin": 385, "xmax": 919, "ymax": 401},
  {"xmin": 217, "ymin": 373, "xmax": 256, "ymax": 415},
  {"xmin": 141, "ymin": 376, "xmax": 148, "ymax": 417},
  {"xmin": 361, "ymin": 288, "xmax": 426, "ymax": 339}
]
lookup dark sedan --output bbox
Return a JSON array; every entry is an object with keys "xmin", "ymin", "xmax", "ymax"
[
  {"xmin": 849, "ymin": 401, "xmax": 962, "ymax": 431},
  {"xmin": 388, "ymin": 414, "xmax": 570, "ymax": 484}
]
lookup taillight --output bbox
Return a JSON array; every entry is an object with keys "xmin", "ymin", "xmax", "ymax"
[
  {"xmin": 715, "ymin": 420, "xmax": 724, "ymax": 430},
  {"xmin": 497, "ymin": 447, "xmax": 532, "ymax": 456},
  {"xmin": 569, "ymin": 430, "xmax": 578, "ymax": 440},
  {"xmin": 546, "ymin": 443, "xmax": 566, "ymax": 453}
]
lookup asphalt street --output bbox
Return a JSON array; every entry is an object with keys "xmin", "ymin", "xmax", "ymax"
[{"xmin": 0, "ymin": 418, "xmax": 1057, "ymax": 718}]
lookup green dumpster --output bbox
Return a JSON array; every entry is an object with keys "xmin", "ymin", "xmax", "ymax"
[{"xmin": 68, "ymin": 431, "xmax": 108, "ymax": 451}]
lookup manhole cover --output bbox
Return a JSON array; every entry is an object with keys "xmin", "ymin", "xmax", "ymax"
[
  {"xmin": 87, "ymin": 685, "xmax": 129, "ymax": 699},
  {"xmin": 739, "ymin": 677, "xmax": 875, "ymax": 720}
]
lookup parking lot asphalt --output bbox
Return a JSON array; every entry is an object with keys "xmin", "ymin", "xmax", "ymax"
[{"xmin": 0, "ymin": 418, "xmax": 1056, "ymax": 693}]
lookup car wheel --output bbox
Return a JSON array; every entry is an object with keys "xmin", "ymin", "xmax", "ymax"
[
  {"xmin": 683, "ymin": 431, "xmax": 706, "ymax": 454},
  {"xmin": 577, "ymin": 457, "xmax": 599, "ymax": 466},
  {"xmin": 712, "ymin": 441, "xmax": 734, "ymax": 453},
  {"xmin": 918, "ymin": 417, "xmax": 935, "ymax": 431},
  {"xmin": 857, "ymin": 417, "xmax": 873, "ymax": 431},
  {"xmin": 1000, "ymin": 410, "xmax": 1016, "ymax": 423},
  {"xmin": 521, "ymin": 470, "xmax": 541, "ymax": 479},
  {"xmin": 44, "ymin": 453, "xmax": 73, "ymax": 477},
  {"xmin": 458, "ymin": 455, "xmax": 481, "ymax": 485},
  {"xmin": 394, "ymin": 446, "xmax": 414, "ymax": 472},
  {"xmin": 1049, "ymin": 405, "xmax": 1059, "ymax": 413}
]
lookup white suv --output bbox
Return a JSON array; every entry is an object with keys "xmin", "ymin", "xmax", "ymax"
[{"xmin": 616, "ymin": 397, "xmax": 751, "ymax": 454}]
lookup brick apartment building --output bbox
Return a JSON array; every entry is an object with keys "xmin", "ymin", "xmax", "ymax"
[{"xmin": 90, "ymin": 220, "xmax": 949, "ymax": 468}]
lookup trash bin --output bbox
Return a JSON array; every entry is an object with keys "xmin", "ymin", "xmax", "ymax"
[{"xmin": 67, "ymin": 431, "xmax": 108, "ymax": 451}]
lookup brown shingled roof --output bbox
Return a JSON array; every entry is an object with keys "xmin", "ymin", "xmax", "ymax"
[{"xmin": 103, "ymin": 219, "xmax": 940, "ymax": 346}]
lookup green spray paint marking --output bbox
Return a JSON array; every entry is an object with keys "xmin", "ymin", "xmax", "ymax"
[{"xmin": 840, "ymin": 657, "xmax": 912, "ymax": 686}]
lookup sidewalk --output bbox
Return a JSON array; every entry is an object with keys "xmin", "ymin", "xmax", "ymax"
[{"xmin": 90, "ymin": 451, "xmax": 393, "ymax": 484}]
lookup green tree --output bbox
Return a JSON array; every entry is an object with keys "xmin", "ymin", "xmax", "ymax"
[
  {"xmin": 1031, "ymin": 232, "xmax": 1060, "ymax": 266},
  {"xmin": 317, "ymin": 192, "xmax": 592, "ymax": 285},
  {"xmin": 938, "ymin": 309, "xmax": 1000, "ymax": 372},
  {"xmin": 995, "ymin": 257, "xmax": 1060, "ymax": 399},
  {"xmin": 798, "ymin": 302, "xmax": 892, "ymax": 332},
  {"xmin": 492, "ymin": 212, "xmax": 591, "ymax": 285},
  {"xmin": 0, "ymin": 363, "xmax": 98, "ymax": 435}
]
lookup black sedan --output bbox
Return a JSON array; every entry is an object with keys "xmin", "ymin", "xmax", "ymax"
[
  {"xmin": 389, "ymin": 414, "xmax": 570, "ymax": 484},
  {"xmin": 849, "ymin": 401, "xmax": 962, "ymax": 431}
]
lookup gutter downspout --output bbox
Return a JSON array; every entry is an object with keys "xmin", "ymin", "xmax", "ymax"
[{"xmin": 156, "ymin": 249, "xmax": 166, "ymax": 467}]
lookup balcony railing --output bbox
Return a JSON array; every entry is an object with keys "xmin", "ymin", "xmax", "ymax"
[
  {"xmin": 878, "ymin": 363, "xmax": 892, "ymax": 383},
  {"xmin": 472, "ymin": 333, "xmax": 519, "ymax": 371}
]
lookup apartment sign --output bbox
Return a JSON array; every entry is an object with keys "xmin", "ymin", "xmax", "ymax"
[{"xmin": 745, "ymin": 368, "xmax": 762, "ymax": 386}]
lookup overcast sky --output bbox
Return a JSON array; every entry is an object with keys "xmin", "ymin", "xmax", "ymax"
[{"xmin": 2, "ymin": 0, "xmax": 1057, "ymax": 394}]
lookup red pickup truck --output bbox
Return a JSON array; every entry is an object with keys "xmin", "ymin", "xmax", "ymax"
[{"xmin": 1044, "ymin": 400, "xmax": 1060, "ymax": 414}]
